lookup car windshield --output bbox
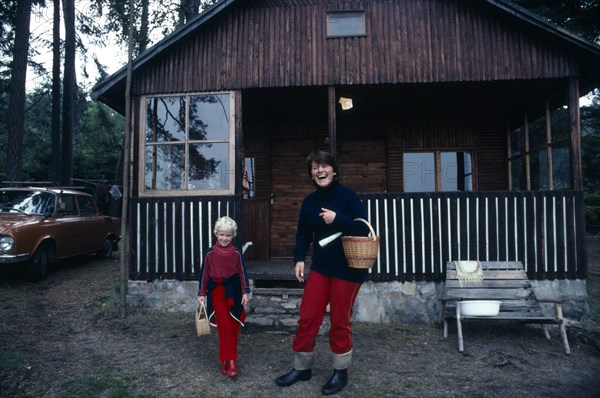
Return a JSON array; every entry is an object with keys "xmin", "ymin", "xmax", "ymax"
[{"xmin": 0, "ymin": 190, "xmax": 56, "ymax": 215}]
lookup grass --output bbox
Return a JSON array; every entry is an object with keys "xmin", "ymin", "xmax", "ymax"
[
  {"xmin": 86, "ymin": 282, "xmax": 190, "ymax": 337},
  {"xmin": 0, "ymin": 282, "xmax": 28, "ymax": 317},
  {"xmin": 61, "ymin": 373, "xmax": 151, "ymax": 398},
  {"xmin": 0, "ymin": 351, "xmax": 23, "ymax": 369},
  {"xmin": 585, "ymin": 237, "xmax": 600, "ymax": 300}
]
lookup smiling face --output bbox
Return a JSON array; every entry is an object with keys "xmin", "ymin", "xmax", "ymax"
[
  {"xmin": 215, "ymin": 230, "xmax": 234, "ymax": 247},
  {"xmin": 311, "ymin": 161, "xmax": 337, "ymax": 188}
]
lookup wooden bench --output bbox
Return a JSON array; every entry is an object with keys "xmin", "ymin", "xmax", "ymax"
[{"xmin": 440, "ymin": 261, "xmax": 571, "ymax": 354}]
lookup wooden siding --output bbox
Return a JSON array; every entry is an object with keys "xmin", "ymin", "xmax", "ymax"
[
  {"xmin": 131, "ymin": 0, "xmax": 578, "ymax": 96},
  {"xmin": 129, "ymin": 191, "xmax": 586, "ymax": 282}
]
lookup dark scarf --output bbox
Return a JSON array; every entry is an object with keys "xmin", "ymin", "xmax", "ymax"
[{"xmin": 206, "ymin": 274, "xmax": 246, "ymax": 327}]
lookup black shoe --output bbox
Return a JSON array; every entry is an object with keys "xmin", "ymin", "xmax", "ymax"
[
  {"xmin": 275, "ymin": 368, "xmax": 312, "ymax": 387},
  {"xmin": 321, "ymin": 369, "xmax": 348, "ymax": 395}
]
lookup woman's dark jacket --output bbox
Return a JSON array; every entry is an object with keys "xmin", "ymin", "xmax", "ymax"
[{"xmin": 293, "ymin": 180, "xmax": 370, "ymax": 283}]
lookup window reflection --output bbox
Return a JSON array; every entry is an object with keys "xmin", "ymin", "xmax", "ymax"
[
  {"xmin": 143, "ymin": 92, "xmax": 233, "ymax": 194},
  {"xmin": 326, "ymin": 12, "xmax": 365, "ymax": 37},
  {"xmin": 552, "ymin": 145, "xmax": 571, "ymax": 189},
  {"xmin": 509, "ymin": 104, "xmax": 572, "ymax": 191},
  {"xmin": 441, "ymin": 152, "xmax": 472, "ymax": 191},
  {"xmin": 188, "ymin": 143, "xmax": 229, "ymax": 190},
  {"xmin": 530, "ymin": 149, "xmax": 548, "ymax": 190},
  {"xmin": 145, "ymin": 145, "xmax": 185, "ymax": 190},
  {"xmin": 403, "ymin": 151, "xmax": 472, "ymax": 192},
  {"xmin": 189, "ymin": 94, "xmax": 230, "ymax": 141},
  {"xmin": 404, "ymin": 152, "xmax": 435, "ymax": 192},
  {"xmin": 145, "ymin": 96, "xmax": 185, "ymax": 142}
]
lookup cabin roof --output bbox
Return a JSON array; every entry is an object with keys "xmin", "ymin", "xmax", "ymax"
[{"xmin": 91, "ymin": 0, "xmax": 600, "ymax": 114}]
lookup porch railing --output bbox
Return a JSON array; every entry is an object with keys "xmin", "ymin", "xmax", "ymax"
[
  {"xmin": 129, "ymin": 196, "xmax": 241, "ymax": 281},
  {"xmin": 362, "ymin": 191, "xmax": 587, "ymax": 282},
  {"xmin": 129, "ymin": 191, "xmax": 586, "ymax": 282}
]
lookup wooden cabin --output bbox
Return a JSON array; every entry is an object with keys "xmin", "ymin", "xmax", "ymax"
[{"xmin": 91, "ymin": 0, "xmax": 600, "ymax": 286}]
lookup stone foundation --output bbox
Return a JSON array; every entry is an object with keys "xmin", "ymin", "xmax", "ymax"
[{"xmin": 126, "ymin": 278, "xmax": 590, "ymax": 325}]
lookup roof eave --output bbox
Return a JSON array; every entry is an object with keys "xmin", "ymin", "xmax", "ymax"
[{"xmin": 486, "ymin": 0, "xmax": 600, "ymax": 56}]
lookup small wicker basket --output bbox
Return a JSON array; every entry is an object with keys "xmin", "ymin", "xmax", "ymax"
[
  {"xmin": 342, "ymin": 218, "xmax": 380, "ymax": 269},
  {"xmin": 195, "ymin": 303, "xmax": 211, "ymax": 336}
]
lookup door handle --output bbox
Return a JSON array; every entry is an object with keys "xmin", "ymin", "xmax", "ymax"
[{"xmin": 270, "ymin": 193, "xmax": 277, "ymax": 205}]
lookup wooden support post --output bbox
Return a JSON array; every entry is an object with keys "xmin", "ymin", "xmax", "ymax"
[
  {"xmin": 328, "ymin": 86, "xmax": 337, "ymax": 158},
  {"xmin": 556, "ymin": 303, "xmax": 571, "ymax": 354},
  {"xmin": 569, "ymin": 77, "xmax": 582, "ymax": 191},
  {"xmin": 456, "ymin": 303, "xmax": 464, "ymax": 352}
]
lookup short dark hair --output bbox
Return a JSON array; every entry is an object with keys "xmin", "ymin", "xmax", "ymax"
[{"xmin": 306, "ymin": 151, "xmax": 339, "ymax": 179}]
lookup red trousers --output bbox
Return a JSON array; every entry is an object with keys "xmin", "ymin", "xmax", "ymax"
[
  {"xmin": 292, "ymin": 270, "xmax": 361, "ymax": 354},
  {"xmin": 211, "ymin": 284, "xmax": 240, "ymax": 361}
]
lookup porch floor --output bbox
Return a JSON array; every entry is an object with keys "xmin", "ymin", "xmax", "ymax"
[{"xmin": 246, "ymin": 260, "xmax": 310, "ymax": 281}]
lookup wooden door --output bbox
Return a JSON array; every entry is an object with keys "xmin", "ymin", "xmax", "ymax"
[
  {"xmin": 241, "ymin": 200, "xmax": 269, "ymax": 260},
  {"xmin": 269, "ymin": 140, "xmax": 316, "ymax": 259}
]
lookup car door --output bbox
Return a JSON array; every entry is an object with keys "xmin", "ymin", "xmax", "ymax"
[
  {"xmin": 53, "ymin": 194, "xmax": 84, "ymax": 258},
  {"xmin": 76, "ymin": 195, "xmax": 106, "ymax": 252}
]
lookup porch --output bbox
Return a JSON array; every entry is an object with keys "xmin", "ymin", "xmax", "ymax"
[{"xmin": 128, "ymin": 190, "xmax": 587, "ymax": 283}]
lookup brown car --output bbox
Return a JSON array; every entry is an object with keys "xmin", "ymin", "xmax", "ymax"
[{"xmin": 0, "ymin": 187, "xmax": 121, "ymax": 281}]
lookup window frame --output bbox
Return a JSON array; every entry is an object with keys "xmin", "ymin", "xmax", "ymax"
[
  {"xmin": 403, "ymin": 150, "xmax": 475, "ymax": 192},
  {"xmin": 139, "ymin": 91, "xmax": 236, "ymax": 197},
  {"xmin": 326, "ymin": 10, "xmax": 367, "ymax": 38},
  {"xmin": 508, "ymin": 102, "xmax": 571, "ymax": 191}
]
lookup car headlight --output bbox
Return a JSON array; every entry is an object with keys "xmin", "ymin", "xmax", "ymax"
[{"xmin": 0, "ymin": 236, "xmax": 15, "ymax": 252}]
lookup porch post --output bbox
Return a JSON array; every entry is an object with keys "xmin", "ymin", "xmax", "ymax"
[
  {"xmin": 568, "ymin": 77, "xmax": 582, "ymax": 190},
  {"xmin": 235, "ymin": 89, "xmax": 245, "ymax": 228},
  {"xmin": 235, "ymin": 90, "xmax": 243, "ymax": 196},
  {"xmin": 328, "ymin": 86, "xmax": 337, "ymax": 158}
]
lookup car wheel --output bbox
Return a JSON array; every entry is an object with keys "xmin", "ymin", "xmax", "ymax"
[
  {"xmin": 97, "ymin": 238, "xmax": 113, "ymax": 259},
  {"xmin": 28, "ymin": 245, "xmax": 49, "ymax": 282}
]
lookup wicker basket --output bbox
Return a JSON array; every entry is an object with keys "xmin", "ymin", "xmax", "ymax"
[
  {"xmin": 195, "ymin": 303, "xmax": 211, "ymax": 336},
  {"xmin": 342, "ymin": 218, "xmax": 380, "ymax": 269}
]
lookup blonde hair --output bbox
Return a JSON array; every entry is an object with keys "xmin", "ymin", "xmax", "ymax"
[{"xmin": 214, "ymin": 216, "xmax": 237, "ymax": 236}]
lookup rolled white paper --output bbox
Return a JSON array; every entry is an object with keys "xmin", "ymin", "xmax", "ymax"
[{"xmin": 318, "ymin": 232, "xmax": 342, "ymax": 247}]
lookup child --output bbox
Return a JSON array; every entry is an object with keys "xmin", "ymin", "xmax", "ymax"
[{"xmin": 198, "ymin": 216, "xmax": 251, "ymax": 377}]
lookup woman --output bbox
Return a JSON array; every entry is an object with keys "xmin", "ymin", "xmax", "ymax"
[{"xmin": 275, "ymin": 151, "xmax": 369, "ymax": 395}]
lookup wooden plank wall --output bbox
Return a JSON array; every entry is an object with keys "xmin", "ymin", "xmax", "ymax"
[
  {"xmin": 244, "ymin": 116, "xmax": 507, "ymax": 196},
  {"xmin": 132, "ymin": 0, "xmax": 577, "ymax": 95}
]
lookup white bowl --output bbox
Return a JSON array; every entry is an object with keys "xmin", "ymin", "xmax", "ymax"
[{"xmin": 459, "ymin": 300, "xmax": 501, "ymax": 316}]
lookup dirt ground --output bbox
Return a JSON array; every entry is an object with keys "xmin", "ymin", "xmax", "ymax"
[{"xmin": 1, "ymin": 246, "xmax": 600, "ymax": 398}]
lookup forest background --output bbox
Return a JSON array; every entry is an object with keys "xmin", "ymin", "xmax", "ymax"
[{"xmin": 1, "ymin": 0, "xmax": 600, "ymax": 230}]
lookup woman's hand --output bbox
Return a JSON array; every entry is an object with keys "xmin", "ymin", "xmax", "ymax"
[
  {"xmin": 295, "ymin": 261, "xmax": 306, "ymax": 283},
  {"xmin": 198, "ymin": 296, "xmax": 205, "ymax": 305},
  {"xmin": 319, "ymin": 208, "xmax": 336, "ymax": 224},
  {"xmin": 241, "ymin": 293, "xmax": 249, "ymax": 306}
]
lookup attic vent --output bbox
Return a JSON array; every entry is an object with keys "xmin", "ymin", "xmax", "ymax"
[{"xmin": 326, "ymin": 11, "xmax": 365, "ymax": 37}]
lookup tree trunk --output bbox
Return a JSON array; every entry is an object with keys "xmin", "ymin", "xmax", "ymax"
[
  {"xmin": 138, "ymin": 0, "xmax": 149, "ymax": 54},
  {"xmin": 61, "ymin": 0, "xmax": 76, "ymax": 186},
  {"xmin": 120, "ymin": 0, "xmax": 136, "ymax": 320},
  {"xmin": 51, "ymin": 0, "xmax": 61, "ymax": 183},
  {"xmin": 6, "ymin": 0, "xmax": 33, "ymax": 182}
]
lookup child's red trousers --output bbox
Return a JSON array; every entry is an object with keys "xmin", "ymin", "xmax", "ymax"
[{"xmin": 211, "ymin": 284, "xmax": 240, "ymax": 360}]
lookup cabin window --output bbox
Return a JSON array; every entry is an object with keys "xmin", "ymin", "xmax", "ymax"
[
  {"xmin": 441, "ymin": 152, "xmax": 473, "ymax": 191},
  {"xmin": 403, "ymin": 151, "xmax": 473, "ymax": 192},
  {"xmin": 509, "ymin": 104, "xmax": 571, "ymax": 190},
  {"xmin": 326, "ymin": 11, "xmax": 366, "ymax": 37},
  {"xmin": 141, "ymin": 92, "xmax": 235, "ymax": 196},
  {"xmin": 530, "ymin": 149, "xmax": 549, "ymax": 190}
]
